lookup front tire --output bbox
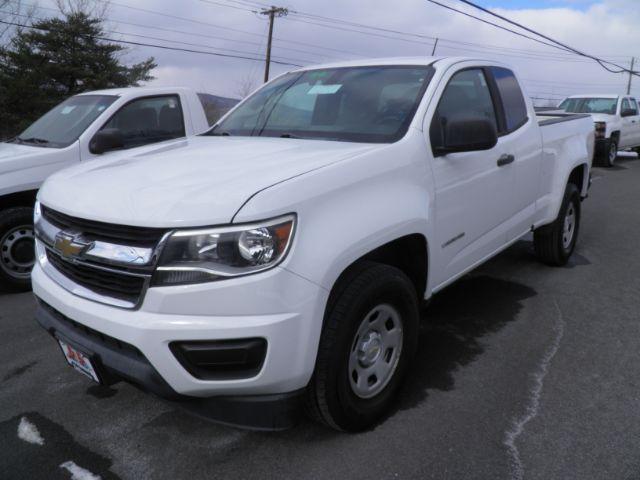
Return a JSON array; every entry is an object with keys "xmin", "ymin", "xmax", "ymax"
[
  {"xmin": 602, "ymin": 137, "xmax": 618, "ymax": 167},
  {"xmin": 533, "ymin": 183, "xmax": 580, "ymax": 266},
  {"xmin": 0, "ymin": 207, "xmax": 35, "ymax": 291},
  {"xmin": 306, "ymin": 262, "xmax": 419, "ymax": 431}
]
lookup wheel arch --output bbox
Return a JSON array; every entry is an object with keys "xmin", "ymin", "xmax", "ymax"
[
  {"xmin": 326, "ymin": 234, "xmax": 429, "ymax": 306},
  {"xmin": 0, "ymin": 190, "xmax": 38, "ymax": 210},
  {"xmin": 567, "ymin": 163, "xmax": 589, "ymax": 198}
]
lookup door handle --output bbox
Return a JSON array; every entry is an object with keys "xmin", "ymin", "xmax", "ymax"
[{"xmin": 497, "ymin": 154, "xmax": 515, "ymax": 167}]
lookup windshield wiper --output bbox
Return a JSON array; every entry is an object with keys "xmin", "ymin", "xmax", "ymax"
[
  {"xmin": 206, "ymin": 130, "xmax": 231, "ymax": 136},
  {"xmin": 279, "ymin": 133, "xmax": 303, "ymax": 139},
  {"xmin": 18, "ymin": 137, "xmax": 50, "ymax": 145}
]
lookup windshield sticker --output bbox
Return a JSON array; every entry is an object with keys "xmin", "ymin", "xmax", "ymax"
[
  {"xmin": 169, "ymin": 99, "xmax": 177, "ymax": 108},
  {"xmin": 61, "ymin": 106, "xmax": 77, "ymax": 114},
  {"xmin": 97, "ymin": 106, "xmax": 106, "ymax": 111},
  {"xmin": 308, "ymin": 84, "xmax": 342, "ymax": 95}
]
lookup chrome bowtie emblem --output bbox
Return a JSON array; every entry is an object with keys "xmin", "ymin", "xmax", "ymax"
[{"xmin": 54, "ymin": 232, "xmax": 90, "ymax": 259}]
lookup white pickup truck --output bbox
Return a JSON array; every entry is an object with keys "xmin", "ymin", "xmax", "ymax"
[
  {"xmin": 558, "ymin": 94, "xmax": 640, "ymax": 166},
  {"xmin": 0, "ymin": 86, "xmax": 210, "ymax": 290},
  {"xmin": 32, "ymin": 57, "xmax": 594, "ymax": 431}
]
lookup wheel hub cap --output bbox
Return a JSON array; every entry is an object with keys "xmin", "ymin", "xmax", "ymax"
[
  {"xmin": 348, "ymin": 304, "xmax": 403, "ymax": 399},
  {"xmin": 0, "ymin": 226, "xmax": 35, "ymax": 280},
  {"xmin": 357, "ymin": 332, "xmax": 383, "ymax": 367}
]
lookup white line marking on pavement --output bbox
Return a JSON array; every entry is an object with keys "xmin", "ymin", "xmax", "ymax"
[
  {"xmin": 504, "ymin": 300, "xmax": 565, "ymax": 480},
  {"xmin": 17, "ymin": 417, "xmax": 44, "ymax": 446},
  {"xmin": 60, "ymin": 461, "xmax": 102, "ymax": 480}
]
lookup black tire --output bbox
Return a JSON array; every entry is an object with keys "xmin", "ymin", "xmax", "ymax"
[
  {"xmin": 601, "ymin": 137, "xmax": 618, "ymax": 167},
  {"xmin": 533, "ymin": 183, "xmax": 580, "ymax": 266},
  {"xmin": 305, "ymin": 261, "xmax": 419, "ymax": 431},
  {"xmin": 0, "ymin": 207, "xmax": 35, "ymax": 292}
]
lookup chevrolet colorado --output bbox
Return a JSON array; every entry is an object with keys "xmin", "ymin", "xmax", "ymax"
[
  {"xmin": 0, "ymin": 86, "xmax": 210, "ymax": 290},
  {"xmin": 32, "ymin": 57, "xmax": 595, "ymax": 431}
]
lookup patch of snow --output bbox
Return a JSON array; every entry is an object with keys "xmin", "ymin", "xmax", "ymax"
[
  {"xmin": 60, "ymin": 461, "xmax": 102, "ymax": 480},
  {"xmin": 17, "ymin": 417, "xmax": 44, "ymax": 446}
]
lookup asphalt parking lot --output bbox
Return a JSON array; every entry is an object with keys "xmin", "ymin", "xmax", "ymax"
[{"xmin": 3, "ymin": 155, "xmax": 640, "ymax": 480}]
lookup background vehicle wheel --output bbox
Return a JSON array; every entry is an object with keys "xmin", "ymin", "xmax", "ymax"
[
  {"xmin": 305, "ymin": 261, "xmax": 419, "ymax": 432},
  {"xmin": 602, "ymin": 138, "xmax": 618, "ymax": 167},
  {"xmin": 533, "ymin": 183, "xmax": 580, "ymax": 266},
  {"xmin": 0, "ymin": 207, "xmax": 35, "ymax": 291}
]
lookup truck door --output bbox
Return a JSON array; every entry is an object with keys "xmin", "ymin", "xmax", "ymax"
[
  {"xmin": 619, "ymin": 97, "xmax": 639, "ymax": 149},
  {"xmin": 79, "ymin": 94, "xmax": 187, "ymax": 161},
  {"xmin": 428, "ymin": 67, "xmax": 516, "ymax": 287},
  {"xmin": 486, "ymin": 67, "xmax": 542, "ymax": 241}
]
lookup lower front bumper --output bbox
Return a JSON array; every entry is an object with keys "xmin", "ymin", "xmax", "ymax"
[{"xmin": 35, "ymin": 299, "xmax": 304, "ymax": 430}]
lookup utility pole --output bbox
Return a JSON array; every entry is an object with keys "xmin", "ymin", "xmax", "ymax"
[
  {"xmin": 431, "ymin": 38, "xmax": 439, "ymax": 56},
  {"xmin": 261, "ymin": 6, "xmax": 288, "ymax": 83},
  {"xmin": 627, "ymin": 56, "xmax": 635, "ymax": 95}
]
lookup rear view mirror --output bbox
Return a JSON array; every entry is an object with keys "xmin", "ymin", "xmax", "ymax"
[
  {"xmin": 435, "ymin": 118, "xmax": 498, "ymax": 155},
  {"xmin": 621, "ymin": 109, "xmax": 637, "ymax": 118},
  {"xmin": 90, "ymin": 128, "xmax": 124, "ymax": 154}
]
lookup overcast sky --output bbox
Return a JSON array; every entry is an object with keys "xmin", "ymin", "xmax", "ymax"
[{"xmin": 34, "ymin": 0, "xmax": 640, "ymax": 104}]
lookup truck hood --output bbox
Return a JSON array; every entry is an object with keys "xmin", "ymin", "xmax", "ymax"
[
  {"xmin": 0, "ymin": 141, "xmax": 64, "ymax": 175},
  {"xmin": 39, "ymin": 136, "xmax": 379, "ymax": 227}
]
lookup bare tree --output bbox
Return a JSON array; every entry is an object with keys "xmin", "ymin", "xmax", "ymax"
[
  {"xmin": 235, "ymin": 73, "xmax": 259, "ymax": 99},
  {"xmin": 55, "ymin": 0, "xmax": 108, "ymax": 19},
  {"xmin": 0, "ymin": 0, "xmax": 36, "ymax": 44}
]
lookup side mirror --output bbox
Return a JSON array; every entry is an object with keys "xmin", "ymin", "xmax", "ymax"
[
  {"xmin": 621, "ymin": 108, "xmax": 637, "ymax": 118},
  {"xmin": 435, "ymin": 118, "xmax": 498, "ymax": 155},
  {"xmin": 90, "ymin": 128, "xmax": 124, "ymax": 154}
]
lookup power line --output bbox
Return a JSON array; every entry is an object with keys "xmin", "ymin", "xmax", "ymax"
[
  {"xmin": 0, "ymin": 8, "xmax": 315, "ymax": 64},
  {"xmin": 0, "ymin": 19, "xmax": 304, "ymax": 66},
  {"xmin": 284, "ymin": 8, "xmax": 621, "ymax": 64},
  {"xmin": 11, "ymin": 2, "xmax": 343, "ymax": 60},
  {"xmin": 451, "ymin": 0, "xmax": 639, "ymax": 76},
  {"xmin": 87, "ymin": 0, "xmax": 365, "ymax": 58}
]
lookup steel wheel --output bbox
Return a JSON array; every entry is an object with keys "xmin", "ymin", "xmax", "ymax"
[
  {"xmin": 562, "ymin": 203, "xmax": 576, "ymax": 250},
  {"xmin": 609, "ymin": 141, "xmax": 617, "ymax": 165},
  {"xmin": 0, "ymin": 225, "xmax": 35, "ymax": 280},
  {"xmin": 348, "ymin": 303, "xmax": 403, "ymax": 399}
]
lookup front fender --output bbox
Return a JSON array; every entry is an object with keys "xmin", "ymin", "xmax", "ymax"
[{"xmin": 233, "ymin": 136, "xmax": 435, "ymax": 296}]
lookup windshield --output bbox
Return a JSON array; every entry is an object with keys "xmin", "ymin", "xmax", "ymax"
[
  {"xmin": 12, "ymin": 95, "xmax": 117, "ymax": 148},
  {"xmin": 560, "ymin": 97, "xmax": 617, "ymax": 115},
  {"xmin": 207, "ymin": 65, "xmax": 434, "ymax": 143}
]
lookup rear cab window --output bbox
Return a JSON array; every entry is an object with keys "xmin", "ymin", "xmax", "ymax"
[{"xmin": 488, "ymin": 67, "xmax": 528, "ymax": 133}]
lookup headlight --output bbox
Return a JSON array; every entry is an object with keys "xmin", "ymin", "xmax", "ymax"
[{"xmin": 152, "ymin": 214, "xmax": 296, "ymax": 286}]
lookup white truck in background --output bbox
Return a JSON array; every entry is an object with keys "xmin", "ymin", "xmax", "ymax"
[
  {"xmin": 558, "ymin": 94, "xmax": 640, "ymax": 166},
  {"xmin": 0, "ymin": 86, "xmax": 211, "ymax": 290},
  {"xmin": 33, "ymin": 57, "xmax": 594, "ymax": 431}
]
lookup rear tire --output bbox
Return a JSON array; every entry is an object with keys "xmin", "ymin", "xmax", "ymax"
[
  {"xmin": 0, "ymin": 207, "xmax": 35, "ymax": 292},
  {"xmin": 305, "ymin": 262, "xmax": 419, "ymax": 431},
  {"xmin": 533, "ymin": 183, "xmax": 580, "ymax": 266}
]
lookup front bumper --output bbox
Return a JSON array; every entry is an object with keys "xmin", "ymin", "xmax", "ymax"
[{"xmin": 32, "ymin": 261, "xmax": 328, "ymax": 399}]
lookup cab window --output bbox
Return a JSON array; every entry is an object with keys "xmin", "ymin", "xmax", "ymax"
[
  {"xmin": 622, "ymin": 98, "xmax": 637, "ymax": 115},
  {"xmin": 100, "ymin": 95, "xmax": 185, "ymax": 149},
  {"xmin": 430, "ymin": 68, "xmax": 498, "ymax": 152}
]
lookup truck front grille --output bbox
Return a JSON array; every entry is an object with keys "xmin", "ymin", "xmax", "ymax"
[
  {"xmin": 42, "ymin": 205, "xmax": 165, "ymax": 247},
  {"xmin": 46, "ymin": 249, "xmax": 146, "ymax": 305}
]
